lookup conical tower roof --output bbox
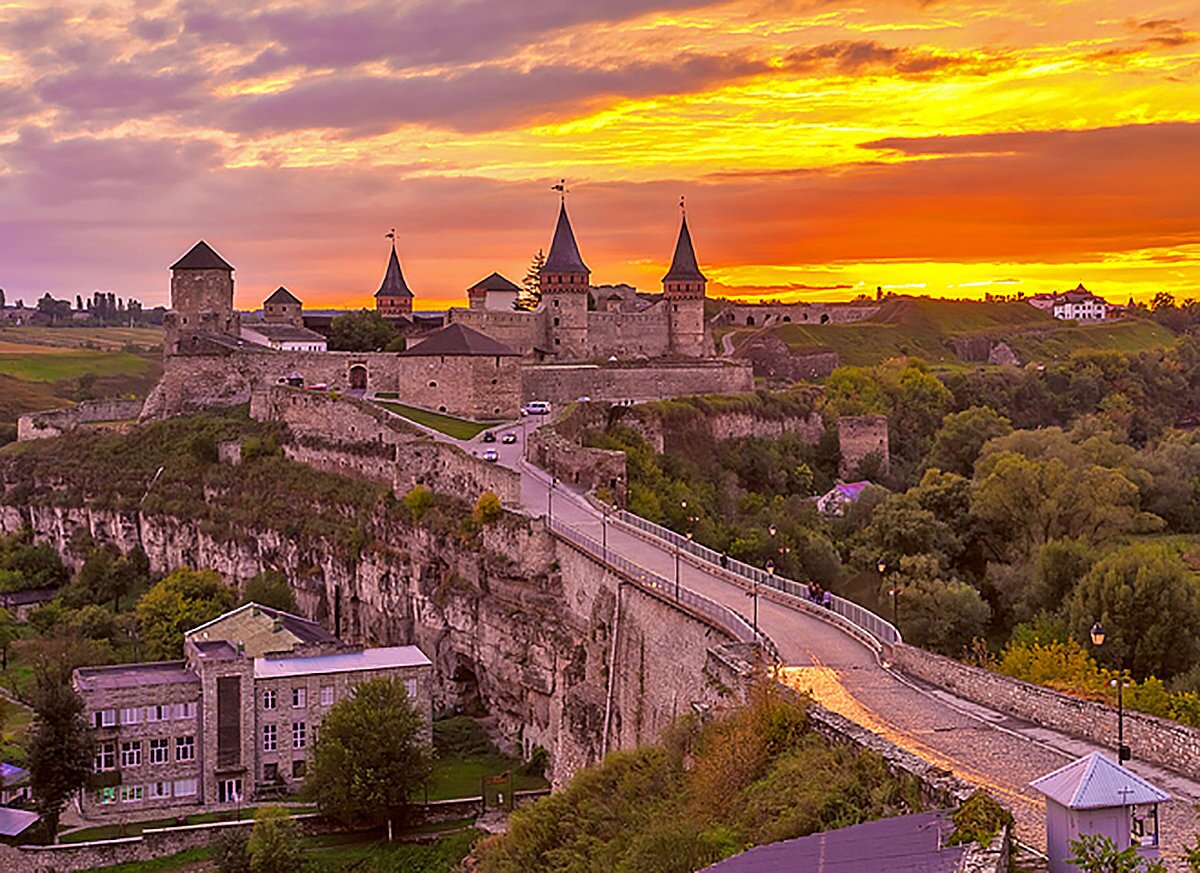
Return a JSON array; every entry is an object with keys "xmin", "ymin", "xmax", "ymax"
[
  {"xmin": 375, "ymin": 243, "xmax": 414, "ymax": 298},
  {"xmin": 171, "ymin": 240, "xmax": 233, "ymax": 271},
  {"xmin": 543, "ymin": 201, "xmax": 589, "ymax": 273},
  {"xmin": 663, "ymin": 215, "xmax": 705, "ymax": 283}
]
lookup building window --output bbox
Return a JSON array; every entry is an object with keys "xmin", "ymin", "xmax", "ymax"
[
  {"xmin": 427, "ymin": 380, "xmax": 437, "ymax": 388},
  {"xmin": 263, "ymin": 724, "xmax": 277, "ymax": 752},
  {"xmin": 264, "ymin": 762, "xmax": 279, "ymax": 782},
  {"xmin": 146, "ymin": 704, "xmax": 169, "ymax": 722},
  {"xmin": 553, "ymin": 317, "xmax": 560, "ymax": 326},
  {"xmin": 263, "ymin": 689, "xmax": 277, "ymax": 710},
  {"xmin": 97, "ymin": 787, "xmax": 117, "ymax": 805},
  {"xmin": 119, "ymin": 707, "xmax": 140, "ymax": 725},
  {"xmin": 218, "ymin": 779, "xmax": 242, "ymax": 803},
  {"xmin": 176, "ymin": 735, "xmax": 196, "ymax": 762},
  {"xmin": 174, "ymin": 702, "xmax": 198, "ymax": 720},
  {"xmin": 94, "ymin": 741, "xmax": 116, "ymax": 772},
  {"xmin": 320, "ymin": 686, "xmax": 334, "ymax": 707},
  {"xmin": 293, "ymin": 687, "xmax": 306, "ymax": 708},
  {"xmin": 94, "ymin": 709, "xmax": 116, "ymax": 728},
  {"xmin": 174, "ymin": 778, "xmax": 198, "ymax": 797},
  {"xmin": 120, "ymin": 786, "xmax": 144, "ymax": 803},
  {"xmin": 406, "ymin": 678, "xmax": 417, "ymax": 699},
  {"xmin": 121, "ymin": 741, "xmax": 142, "ymax": 768},
  {"xmin": 149, "ymin": 781, "xmax": 171, "ymax": 799},
  {"xmin": 292, "ymin": 760, "xmax": 307, "ymax": 779},
  {"xmin": 293, "ymin": 722, "xmax": 307, "ymax": 749},
  {"xmin": 149, "ymin": 738, "xmax": 169, "ymax": 765}
]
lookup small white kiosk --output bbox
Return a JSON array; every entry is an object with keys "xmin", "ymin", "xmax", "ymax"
[{"xmin": 1031, "ymin": 752, "xmax": 1170, "ymax": 873}]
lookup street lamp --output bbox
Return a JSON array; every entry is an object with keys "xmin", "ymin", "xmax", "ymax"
[
  {"xmin": 878, "ymin": 559, "xmax": 900, "ymax": 632},
  {"xmin": 548, "ymin": 475, "xmax": 558, "ymax": 522},
  {"xmin": 674, "ymin": 541, "xmax": 682, "ymax": 601},
  {"xmin": 601, "ymin": 502, "xmax": 611, "ymax": 559},
  {"xmin": 1090, "ymin": 621, "xmax": 1131, "ymax": 764}
]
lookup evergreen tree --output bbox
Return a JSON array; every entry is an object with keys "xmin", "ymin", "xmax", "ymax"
[
  {"xmin": 517, "ymin": 249, "xmax": 546, "ymax": 311},
  {"xmin": 27, "ymin": 647, "xmax": 94, "ymax": 841}
]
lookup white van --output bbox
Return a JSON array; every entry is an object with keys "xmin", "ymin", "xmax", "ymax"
[{"xmin": 522, "ymin": 401, "xmax": 552, "ymax": 416}]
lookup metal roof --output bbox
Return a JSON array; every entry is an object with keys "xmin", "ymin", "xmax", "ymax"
[
  {"xmin": 75, "ymin": 661, "xmax": 199, "ymax": 691},
  {"xmin": 264, "ymin": 286, "xmax": 302, "ymax": 305},
  {"xmin": 703, "ymin": 810, "xmax": 965, "ymax": 873},
  {"xmin": 186, "ymin": 603, "xmax": 338, "ymax": 646},
  {"xmin": 543, "ymin": 201, "xmax": 589, "ymax": 274},
  {"xmin": 400, "ymin": 322, "xmax": 520, "ymax": 357},
  {"xmin": 0, "ymin": 807, "xmax": 39, "ymax": 837},
  {"xmin": 663, "ymin": 215, "xmax": 706, "ymax": 283},
  {"xmin": 254, "ymin": 645, "xmax": 432, "ymax": 679},
  {"xmin": 243, "ymin": 323, "xmax": 328, "ymax": 344},
  {"xmin": 1031, "ymin": 752, "xmax": 1170, "ymax": 809},
  {"xmin": 170, "ymin": 240, "xmax": 233, "ymax": 271},
  {"xmin": 375, "ymin": 243, "xmax": 414, "ymax": 298}
]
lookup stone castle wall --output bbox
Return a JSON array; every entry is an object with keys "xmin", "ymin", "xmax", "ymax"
[
  {"xmin": 252, "ymin": 387, "xmax": 521, "ymax": 506},
  {"xmin": 448, "ymin": 308, "xmax": 545, "ymax": 357},
  {"xmin": 716, "ymin": 301, "xmax": 879, "ymax": 327},
  {"xmin": 526, "ymin": 425, "xmax": 626, "ymax": 503},
  {"xmin": 522, "ymin": 360, "xmax": 753, "ymax": 406},
  {"xmin": 891, "ymin": 643, "xmax": 1200, "ymax": 780},
  {"xmin": 585, "ymin": 308, "xmax": 672, "ymax": 359},
  {"xmin": 17, "ymin": 398, "xmax": 146, "ymax": 441},
  {"xmin": 838, "ymin": 414, "xmax": 890, "ymax": 478},
  {"xmin": 734, "ymin": 332, "xmax": 839, "ymax": 381}
]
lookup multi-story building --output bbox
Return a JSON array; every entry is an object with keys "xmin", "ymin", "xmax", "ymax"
[
  {"xmin": 74, "ymin": 603, "xmax": 432, "ymax": 821},
  {"xmin": 1026, "ymin": 284, "xmax": 1109, "ymax": 321}
]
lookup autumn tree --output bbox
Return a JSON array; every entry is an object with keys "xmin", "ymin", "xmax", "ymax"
[
  {"xmin": 136, "ymin": 568, "xmax": 235, "ymax": 660},
  {"xmin": 307, "ymin": 677, "xmax": 432, "ymax": 840}
]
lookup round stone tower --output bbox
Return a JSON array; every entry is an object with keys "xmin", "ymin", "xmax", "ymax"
[
  {"xmin": 663, "ymin": 214, "xmax": 708, "ymax": 357},
  {"xmin": 540, "ymin": 201, "xmax": 591, "ymax": 359}
]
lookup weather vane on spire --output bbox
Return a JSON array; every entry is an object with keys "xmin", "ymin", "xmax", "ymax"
[
  {"xmin": 385, "ymin": 228, "xmax": 396, "ymax": 247},
  {"xmin": 679, "ymin": 195, "xmax": 686, "ymax": 216},
  {"xmin": 550, "ymin": 179, "xmax": 568, "ymax": 201}
]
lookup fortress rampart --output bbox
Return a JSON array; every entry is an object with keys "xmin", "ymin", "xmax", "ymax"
[
  {"xmin": 17, "ymin": 398, "xmax": 146, "ymax": 441},
  {"xmin": 521, "ymin": 360, "xmax": 753, "ymax": 406}
]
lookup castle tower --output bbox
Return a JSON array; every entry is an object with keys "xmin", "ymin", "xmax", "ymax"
[
  {"xmin": 164, "ymin": 241, "xmax": 239, "ymax": 352},
  {"xmin": 263, "ymin": 286, "xmax": 303, "ymax": 327},
  {"xmin": 375, "ymin": 240, "xmax": 414, "ymax": 319},
  {"xmin": 663, "ymin": 212, "xmax": 707, "ymax": 357},
  {"xmin": 539, "ymin": 201, "xmax": 590, "ymax": 358}
]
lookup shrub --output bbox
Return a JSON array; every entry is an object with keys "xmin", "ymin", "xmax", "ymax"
[
  {"xmin": 473, "ymin": 491, "xmax": 503, "ymax": 525},
  {"xmin": 404, "ymin": 486, "xmax": 435, "ymax": 521}
]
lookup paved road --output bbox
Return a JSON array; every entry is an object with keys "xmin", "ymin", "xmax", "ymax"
[{"xmin": 383, "ymin": 403, "xmax": 1200, "ymax": 864}]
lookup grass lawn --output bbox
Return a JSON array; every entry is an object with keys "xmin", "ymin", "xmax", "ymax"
[
  {"xmin": 59, "ymin": 805, "xmax": 314, "ymax": 843},
  {"xmin": 91, "ymin": 846, "xmax": 212, "ymax": 873},
  {"xmin": 0, "ymin": 348, "xmax": 153, "ymax": 382},
  {"xmin": 0, "ymin": 327, "xmax": 162, "ymax": 351},
  {"xmin": 428, "ymin": 754, "xmax": 548, "ymax": 801},
  {"xmin": 1006, "ymin": 320, "xmax": 1175, "ymax": 362},
  {"xmin": 0, "ymin": 695, "xmax": 33, "ymax": 765},
  {"xmin": 374, "ymin": 400, "xmax": 491, "ymax": 440}
]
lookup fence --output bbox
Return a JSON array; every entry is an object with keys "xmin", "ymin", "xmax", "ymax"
[
  {"xmin": 615, "ymin": 510, "xmax": 901, "ymax": 647},
  {"xmin": 547, "ymin": 516, "xmax": 780, "ymax": 663}
]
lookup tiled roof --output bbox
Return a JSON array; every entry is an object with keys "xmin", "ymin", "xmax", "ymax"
[
  {"xmin": 264, "ymin": 286, "xmax": 301, "ymax": 305},
  {"xmin": 1031, "ymin": 753, "xmax": 1170, "ymax": 809},
  {"xmin": 468, "ymin": 272, "xmax": 521, "ymax": 293},
  {"xmin": 171, "ymin": 240, "xmax": 233, "ymax": 271},
  {"xmin": 255, "ymin": 645, "xmax": 432, "ymax": 679},
  {"xmin": 400, "ymin": 322, "xmax": 520, "ymax": 357},
  {"xmin": 663, "ymin": 215, "xmax": 706, "ymax": 283},
  {"xmin": 543, "ymin": 201, "xmax": 589, "ymax": 273},
  {"xmin": 703, "ymin": 810, "xmax": 964, "ymax": 872}
]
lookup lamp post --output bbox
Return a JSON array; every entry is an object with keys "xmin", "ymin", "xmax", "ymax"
[
  {"xmin": 547, "ymin": 474, "xmax": 558, "ymax": 522},
  {"xmin": 601, "ymin": 502, "xmax": 611, "ymax": 559},
  {"xmin": 674, "ymin": 542, "xmax": 681, "ymax": 601},
  {"xmin": 879, "ymin": 559, "xmax": 900, "ymax": 633},
  {"xmin": 1090, "ymin": 621, "xmax": 1131, "ymax": 765}
]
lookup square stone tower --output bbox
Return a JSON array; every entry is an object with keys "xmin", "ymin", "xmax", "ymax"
[
  {"xmin": 540, "ymin": 201, "xmax": 591, "ymax": 359},
  {"xmin": 663, "ymin": 213, "xmax": 708, "ymax": 357},
  {"xmin": 164, "ymin": 241, "xmax": 240, "ymax": 353}
]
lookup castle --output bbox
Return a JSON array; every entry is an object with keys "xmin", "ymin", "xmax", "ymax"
[{"xmin": 447, "ymin": 202, "xmax": 711, "ymax": 360}]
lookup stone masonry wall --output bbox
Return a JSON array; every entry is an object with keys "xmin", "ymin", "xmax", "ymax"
[
  {"xmin": 734, "ymin": 332, "xmax": 839, "ymax": 381},
  {"xmin": 18, "ymin": 398, "xmax": 146, "ymax": 441},
  {"xmin": 838, "ymin": 414, "xmax": 890, "ymax": 478},
  {"xmin": 521, "ymin": 360, "xmax": 753, "ymax": 406},
  {"xmin": 526, "ymin": 426, "xmax": 626, "ymax": 503},
  {"xmin": 891, "ymin": 643, "xmax": 1200, "ymax": 778},
  {"xmin": 585, "ymin": 308, "xmax": 671, "ymax": 359}
]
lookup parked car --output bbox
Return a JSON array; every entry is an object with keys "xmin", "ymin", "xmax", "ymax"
[
  {"xmin": 501, "ymin": 432, "xmax": 517, "ymax": 444},
  {"xmin": 482, "ymin": 431, "xmax": 496, "ymax": 443},
  {"xmin": 522, "ymin": 401, "xmax": 552, "ymax": 416},
  {"xmin": 306, "ymin": 383, "xmax": 328, "ymax": 391},
  {"xmin": 483, "ymin": 449, "xmax": 499, "ymax": 462}
]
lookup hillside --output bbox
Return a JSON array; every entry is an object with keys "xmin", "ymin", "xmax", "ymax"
[
  {"xmin": 753, "ymin": 297, "xmax": 1173, "ymax": 367},
  {"xmin": 0, "ymin": 327, "xmax": 163, "ymax": 442}
]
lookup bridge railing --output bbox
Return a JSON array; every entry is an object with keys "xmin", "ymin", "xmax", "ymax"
[
  {"xmin": 614, "ymin": 510, "xmax": 901, "ymax": 647},
  {"xmin": 548, "ymin": 516, "xmax": 780, "ymax": 663}
]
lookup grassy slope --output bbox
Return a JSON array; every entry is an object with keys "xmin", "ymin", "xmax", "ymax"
[
  {"xmin": 767, "ymin": 297, "xmax": 1173, "ymax": 367},
  {"xmin": 375, "ymin": 400, "xmax": 492, "ymax": 439}
]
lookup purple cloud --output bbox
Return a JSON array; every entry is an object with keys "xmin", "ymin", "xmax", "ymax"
[{"xmin": 35, "ymin": 63, "xmax": 208, "ymax": 118}]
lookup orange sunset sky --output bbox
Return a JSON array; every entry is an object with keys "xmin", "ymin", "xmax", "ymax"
[{"xmin": 0, "ymin": 0, "xmax": 1198, "ymax": 310}]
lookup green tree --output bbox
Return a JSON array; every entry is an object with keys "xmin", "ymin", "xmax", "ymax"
[
  {"xmin": 1020, "ymin": 538, "xmax": 1096, "ymax": 621},
  {"xmin": 328, "ymin": 309, "xmax": 397, "ymax": 351},
  {"xmin": 27, "ymin": 643, "xmax": 94, "ymax": 841},
  {"xmin": 885, "ymin": 555, "xmax": 990, "ymax": 656},
  {"xmin": 517, "ymin": 249, "xmax": 546, "ymax": 311},
  {"xmin": 1066, "ymin": 544, "xmax": 1200, "ymax": 680},
  {"xmin": 0, "ymin": 529, "xmax": 69, "ymax": 591},
  {"xmin": 924, "ymin": 406, "xmax": 1013, "ymax": 477},
  {"xmin": 1067, "ymin": 832, "xmax": 1166, "ymax": 872},
  {"xmin": 403, "ymin": 485, "xmax": 435, "ymax": 521},
  {"xmin": 246, "ymin": 805, "xmax": 301, "ymax": 873},
  {"xmin": 307, "ymin": 677, "xmax": 432, "ymax": 840},
  {"xmin": 0, "ymin": 607, "xmax": 15, "ymax": 669},
  {"xmin": 890, "ymin": 365, "xmax": 953, "ymax": 464},
  {"xmin": 241, "ymin": 570, "xmax": 297, "ymax": 613},
  {"xmin": 73, "ymin": 604, "xmax": 117, "ymax": 640},
  {"xmin": 135, "ymin": 568, "xmax": 235, "ymax": 660}
]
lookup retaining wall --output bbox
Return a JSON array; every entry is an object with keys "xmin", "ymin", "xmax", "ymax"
[
  {"xmin": 890, "ymin": 643, "xmax": 1200, "ymax": 778},
  {"xmin": 521, "ymin": 360, "xmax": 753, "ymax": 406},
  {"xmin": 18, "ymin": 398, "xmax": 146, "ymax": 441}
]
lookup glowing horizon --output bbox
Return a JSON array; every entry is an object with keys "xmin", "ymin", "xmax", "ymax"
[{"xmin": 0, "ymin": 1, "xmax": 1197, "ymax": 311}]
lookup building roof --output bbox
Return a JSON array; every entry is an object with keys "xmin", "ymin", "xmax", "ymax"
[
  {"xmin": 1032, "ymin": 753, "xmax": 1170, "ymax": 809},
  {"xmin": 400, "ymin": 322, "xmax": 520, "ymax": 357},
  {"xmin": 243, "ymin": 323, "xmax": 328, "ymax": 345},
  {"xmin": 171, "ymin": 240, "xmax": 233, "ymax": 272},
  {"xmin": 264, "ymin": 286, "xmax": 302, "ymax": 306},
  {"xmin": 543, "ymin": 201, "xmax": 589, "ymax": 274},
  {"xmin": 187, "ymin": 602, "xmax": 338, "ymax": 646},
  {"xmin": 663, "ymin": 215, "xmax": 706, "ymax": 283},
  {"xmin": 0, "ymin": 762, "xmax": 29, "ymax": 787},
  {"xmin": 254, "ymin": 645, "xmax": 432, "ymax": 679},
  {"xmin": 375, "ymin": 243, "xmax": 414, "ymax": 299},
  {"xmin": 468, "ymin": 272, "xmax": 522, "ymax": 293},
  {"xmin": 0, "ymin": 587, "xmax": 59, "ymax": 607},
  {"xmin": 703, "ymin": 810, "xmax": 964, "ymax": 873},
  {"xmin": 0, "ymin": 807, "xmax": 39, "ymax": 838},
  {"xmin": 75, "ymin": 661, "xmax": 199, "ymax": 692},
  {"xmin": 191, "ymin": 639, "xmax": 240, "ymax": 660}
]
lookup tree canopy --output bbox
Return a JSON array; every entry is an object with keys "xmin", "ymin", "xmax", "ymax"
[
  {"xmin": 328, "ymin": 309, "xmax": 398, "ymax": 352},
  {"xmin": 135, "ymin": 567, "xmax": 235, "ymax": 660}
]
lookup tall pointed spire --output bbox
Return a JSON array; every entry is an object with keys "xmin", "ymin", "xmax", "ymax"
[
  {"xmin": 375, "ymin": 240, "xmax": 414, "ymax": 299},
  {"xmin": 543, "ymin": 201, "xmax": 589, "ymax": 274},
  {"xmin": 663, "ymin": 214, "xmax": 706, "ymax": 283}
]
